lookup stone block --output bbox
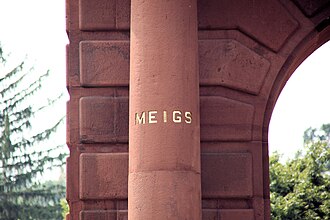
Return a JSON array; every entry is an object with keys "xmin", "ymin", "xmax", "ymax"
[
  {"xmin": 116, "ymin": 0, "xmax": 131, "ymax": 29},
  {"xmin": 80, "ymin": 41, "xmax": 130, "ymax": 87},
  {"xmin": 201, "ymin": 153, "xmax": 253, "ymax": 198},
  {"xmin": 79, "ymin": 96, "xmax": 128, "ymax": 143},
  {"xmin": 202, "ymin": 209, "xmax": 218, "ymax": 220},
  {"xmin": 198, "ymin": 0, "xmax": 298, "ymax": 51},
  {"xmin": 80, "ymin": 39, "xmax": 270, "ymax": 92},
  {"xmin": 129, "ymin": 171, "xmax": 201, "ymax": 219},
  {"xmin": 293, "ymin": 0, "xmax": 330, "ymax": 17},
  {"xmin": 200, "ymin": 96, "xmax": 254, "ymax": 141},
  {"xmin": 80, "ymin": 210, "xmax": 117, "ymax": 220},
  {"xmin": 79, "ymin": 0, "xmax": 130, "ymax": 30},
  {"xmin": 199, "ymin": 39, "xmax": 270, "ymax": 95},
  {"xmin": 79, "ymin": 0, "xmax": 115, "ymax": 30},
  {"xmin": 115, "ymin": 97, "xmax": 129, "ymax": 139},
  {"xmin": 202, "ymin": 209, "xmax": 254, "ymax": 220},
  {"xmin": 116, "ymin": 200, "xmax": 128, "ymax": 210},
  {"xmin": 79, "ymin": 153, "xmax": 128, "ymax": 200},
  {"xmin": 219, "ymin": 209, "xmax": 254, "ymax": 220},
  {"xmin": 117, "ymin": 210, "xmax": 128, "ymax": 220}
]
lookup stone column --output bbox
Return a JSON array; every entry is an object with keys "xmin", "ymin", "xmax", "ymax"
[{"xmin": 129, "ymin": 0, "xmax": 201, "ymax": 219}]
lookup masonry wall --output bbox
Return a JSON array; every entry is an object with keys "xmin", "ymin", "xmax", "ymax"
[{"xmin": 65, "ymin": 0, "xmax": 330, "ymax": 219}]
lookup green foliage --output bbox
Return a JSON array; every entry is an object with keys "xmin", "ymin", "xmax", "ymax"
[
  {"xmin": 270, "ymin": 124, "xmax": 330, "ymax": 220},
  {"xmin": 0, "ymin": 45, "xmax": 66, "ymax": 219},
  {"xmin": 60, "ymin": 198, "xmax": 69, "ymax": 220}
]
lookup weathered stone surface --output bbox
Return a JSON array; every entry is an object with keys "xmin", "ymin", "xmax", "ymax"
[
  {"xmin": 80, "ymin": 210, "xmax": 117, "ymax": 220},
  {"xmin": 202, "ymin": 209, "xmax": 217, "ymax": 220},
  {"xmin": 202, "ymin": 153, "xmax": 253, "ymax": 198},
  {"xmin": 116, "ymin": 0, "xmax": 131, "ymax": 29},
  {"xmin": 129, "ymin": 171, "xmax": 201, "ymax": 219},
  {"xmin": 79, "ymin": 153, "xmax": 128, "ymax": 199},
  {"xmin": 198, "ymin": 0, "xmax": 298, "ymax": 51},
  {"xmin": 79, "ymin": 97, "xmax": 114, "ymax": 142},
  {"xmin": 116, "ymin": 98, "xmax": 129, "ymax": 140},
  {"xmin": 117, "ymin": 210, "xmax": 128, "ymax": 220},
  {"xmin": 80, "ymin": 39, "xmax": 270, "ymax": 92},
  {"xmin": 67, "ymin": 0, "xmax": 330, "ymax": 219},
  {"xmin": 202, "ymin": 209, "xmax": 254, "ymax": 220},
  {"xmin": 80, "ymin": 41, "xmax": 130, "ymax": 87},
  {"xmin": 117, "ymin": 200, "xmax": 128, "ymax": 210},
  {"xmin": 79, "ymin": 0, "xmax": 130, "ymax": 30},
  {"xmin": 199, "ymin": 39, "xmax": 270, "ymax": 95},
  {"xmin": 219, "ymin": 209, "xmax": 254, "ymax": 220},
  {"xmin": 79, "ymin": 96, "xmax": 128, "ymax": 143},
  {"xmin": 293, "ymin": 0, "xmax": 330, "ymax": 17},
  {"xmin": 200, "ymin": 96, "xmax": 254, "ymax": 141},
  {"xmin": 79, "ymin": 0, "xmax": 115, "ymax": 30}
]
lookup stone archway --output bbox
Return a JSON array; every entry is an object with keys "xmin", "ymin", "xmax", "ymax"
[
  {"xmin": 65, "ymin": 1, "xmax": 330, "ymax": 219},
  {"xmin": 262, "ymin": 17, "xmax": 330, "ymax": 220}
]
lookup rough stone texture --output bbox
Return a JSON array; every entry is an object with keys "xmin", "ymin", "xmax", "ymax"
[
  {"xmin": 202, "ymin": 209, "xmax": 218, "ymax": 220},
  {"xmin": 220, "ymin": 209, "xmax": 254, "ymax": 220},
  {"xmin": 200, "ymin": 96, "xmax": 254, "ymax": 141},
  {"xmin": 80, "ymin": 210, "xmax": 117, "ymax": 220},
  {"xmin": 66, "ymin": 0, "xmax": 330, "ymax": 219},
  {"xmin": 78, "ymin": 40, "xmax": 270, "ymax": 91},
  {"xmin": 129, "ymin": 171, "xmax": 201, "ymax": 220},
  {"xmin": 199, "ymin": 39, "xmax": 270, "ymax": 95},
  {"xmin": 79, "ymin": 0, "xmax": 116, "ymax": 30},
  {"xmin": 117, "ymin": 211, "xmax": 128, "ymax": 220},
  {"xmin": 200, "ymin": 141, "xmax": 265, "ymax": 205},
  {"xmin": 80, "ymin": 41, "xmax": 130, "ymax": 87},
  {"xmin": 115, "ymin": 0, "xmax": 131, "ymax": 29},
  {"xmin": 198, "ymin": 0, "xmax": 299, "ymax": 51},
  {"xmin": 79, "ymin": 96, "xmax": 128, "ymax": 143},
  {"xmin": 129, "ymin": 1, "xmax": 201, "ymax": 219},
  {"xmin": 78, "ymin": 38, "xmax": 272, "ymax": 92},
  {"xmin": 68, "ymin": 88, "xmax": 129, "ymax": 145},
  {"xmin": 79, "ymin": 0, "xmax": 130, "ymax": 30},
  {"xmin": 202, "ymin": 209, "xmax": 254, "ymax": 220},
  {"xmin": 293, "ymin": 0, "xmax": 330, "ymax": 17},
  {"xmin": 79, "ymin": 153, "xmax": 128, "ymax": 200},
  {"xmin": 201, "ymin": 153, "xmax": 253, "ymax": 198}
]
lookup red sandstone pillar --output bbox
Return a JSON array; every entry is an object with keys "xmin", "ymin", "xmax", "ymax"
[{"xmin": 129, "ymin": 0, "xmax": 201, "ymax": 219}]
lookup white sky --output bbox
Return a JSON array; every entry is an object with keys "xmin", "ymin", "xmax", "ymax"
[
  {"xmin": 0, "ymin": 0, "xmax": 69, "ymax": 181},
  {"xmin": 0, "ymin": 0, "xmax": 67, "ymax": 74},
  {"xmin": 0, "ymin": 0, "xmax": 68, "ymax": 104},
  {"xmin": 269, "ymin": 41, "xmax": 330, "ymax": 158},
  {"xmin": 0, "ymin": 0, "xmax": 330, "ymax": 162}
]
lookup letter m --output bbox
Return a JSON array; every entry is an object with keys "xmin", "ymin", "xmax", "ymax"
[{"xmin": 135, "ymin": 112, "xmax": 146, "ymax": 124}]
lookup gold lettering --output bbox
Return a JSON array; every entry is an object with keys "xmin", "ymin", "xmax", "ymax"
[
  {"xmin": 185, "ymin": 111, "xmax": 192, "ymax": 124},
  {"xmin": 135, "ymin": 112, "xmax": 146, "ymax": 124},
  {"xmin": 135, "ymin": 110, "xmax": 192, "ymax": 125},
  {"xmin": 163, "ymin": 110, "xmax": 167, "ymax": 123},
  {"xmin": 173, "ymin": 110, "xmax": 182, "ymax": 123},
  {"xmin": 148, "ymin": 111, "xmax": 157, "ymax": 124}
]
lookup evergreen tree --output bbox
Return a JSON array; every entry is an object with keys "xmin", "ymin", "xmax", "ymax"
[
  {"xmin": 0, "ymin": 45, "xmax": 66, "ymax": 219},
  {"xmin": 270, "ymin": 124, "xmax": 330, "ymax": 220}
]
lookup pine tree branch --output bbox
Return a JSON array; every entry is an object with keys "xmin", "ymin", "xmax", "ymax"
[
  {"xmin": 0, "ymin": 47, "xmax": 66, "ymax": 219},
  {"xmin": 0, "ymin": 63, "xmax": 26, "ymax": 97},
  {"xmin": 0, "ymin": 61, "xmax": 24, "ymax": 82},
  {"xmin": 4, "ymin": 144, "xmax": 66, "ymax": 162},
  {"xmin": 30, "ymin": 116, "xmax": 65, "ymax": 143},
  {"xmin": 1, "ymin": 71, "xmax": 49, "ymax": 113}
]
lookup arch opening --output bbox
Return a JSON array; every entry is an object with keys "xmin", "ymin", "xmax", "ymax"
[
  {"xmin": 269, "ymin": 40, "xmax": 330, "ymax": 159},
  {"xmin": 265, "ymin": 25, "xmax": 330, "ymax": 218}
]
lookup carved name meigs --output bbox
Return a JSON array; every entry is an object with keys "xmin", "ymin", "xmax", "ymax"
[{"xmin": 135, "ymin": 110, "xmax": 192, "ymax": 125}]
